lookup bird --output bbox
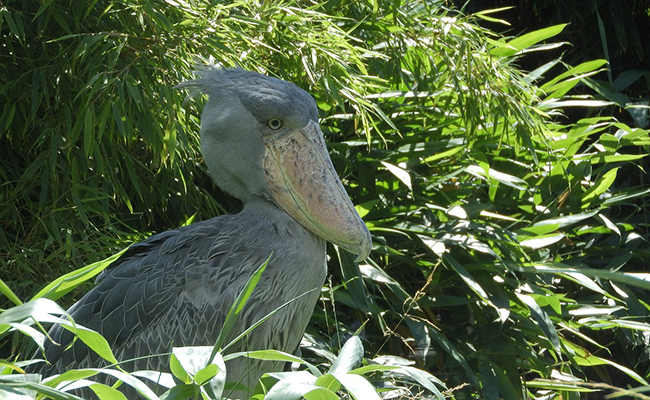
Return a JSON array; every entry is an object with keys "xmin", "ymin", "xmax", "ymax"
[{"xmin": 38, "ymin": 67, "xmax": 372, "ymax": 398}]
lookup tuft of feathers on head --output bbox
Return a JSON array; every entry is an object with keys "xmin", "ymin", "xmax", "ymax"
[
  {"xmin": 176, "ymin": 65, "xmax": 318, "ymax": 123},
  {"xmin": 176, "ymin": 66, "xmax": 294, "ymax": 95}
]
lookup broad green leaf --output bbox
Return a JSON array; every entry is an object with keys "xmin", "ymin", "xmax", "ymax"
[
  {"xmin": 0, "ymin": 374, "xmax": 39, "ymax": 400},
  {"xmin": 45, "ymin": 368, "xmax": 159, "ymax": 400},
  {"xmin": 531, "ymin": 210, "xmax": 599, "ymax": 228},
  {"xmin": 540, "ymin": 60, "xmax": 609, "ymax": 92},
  {"xmin": 582, "ymin": 167, "xmax": 618, "ymax": 207},
  {"xmin": 171, "ymin": 347, "xmax": 215, "ymax": 379},
  {"xmin": 0, "ymin": 359, "xmax": 25, "ymax": 374},
  {"xmin": 329, "ymin": 336, "xmax": 363, "ymax": 375},
  {"xmin": 1, "ymin": 378, "xmax": 85, "ymax": 400},
  {"xmin": 315, "ymin": 374, "xmax": 340, "ymax": 393},
  {"xmin": 302, "ymin": 387, "xmax": 340, "ymax": 400},
  {"xmin": 446, "ymin": 205, "xmax": 468, "ymax": 220},
  {"xmin": 572, "ymin": 355, "xmax": 648, "ymax": 385},
  {"xmin": 169, "ymin": 352, "xmax": 190, "ymax": 384},
  {"xmin": 562, "ymin": 273, "xmax": 609, "ymax": 297},
  {"xmin": 590, "ymin": 153, "xmax": 646, "ymax": 163},
  {"xmin": 595, "ymin": 213, "xmax": 620, "ymax": 236},
  {"xmin": 89, "ymin": 383, "xmax": 128, "ymax": 400},
  {"xmin": 421, "ymin": 146, "xmax": 464, "ymax": 163},
  {"xmin": 44, "ymin": 368, "xmax": 99, "ymax": 386},
  {"xmin": 61, "ymin": 325, "xmax": 119, "ymax": 366},
  {"xmin": 87, "ymin": 369, "xmax": 159, "ymax": 400},
  {"xmin": 203, "ymin": 353, "xmax": 226, "ymax": 398},
  {"xmin": 130, "ymin": 371, "xmax": 175, "ymax": 389},
  {"xmin": 381, "ymin": 161, "xmax": 412, "ymax": 190},
  {"xmin": 264, "ymin": 371, "xmax": 319, "ymax": 400},
  {"xmin": 169, "ymin": 347, "xmax": 225, "ymax": 398},
  {"xmin": 613, "ymin": 70, "xmax": 649, "ymax": 92},
  {"xmin": 7, "ymin": 323, "xmax": 46, "ymax": 352},
  {"xmin": 610, "ymin": 319, "xmax": 650, "ymax": 332},
  {"xmin": 465, "ymin": 165, "xmax": 527, "ymax": 190},
  {"xmin": 603, "ymin": 187, "xmax": 650, "ymax": 205},
  {"xmin": 83, "ymin": 108, "xmax": 94, "ymax": 157},
  {"xmin": 358, "ymin": 263, "xmax": 398, "ymax": 285},
  {"xmin": 517, "ymin": 224, "xmax": 562, "ymax": 236},
  {"xmin": 473, "ymin": 7, "xmax": 512, "ymax": 25},
  {"xmin": 386, "ymin": 366, "xmax": 446, "ymax": 400},
  {"xmin": 331, "ymin": 372, "xmax": 380, "ymax": 400},
  {"xmin": 354, "ymin": 200, "xmax": 377, "ymax": 218},
  {"xmin": 349, "ymin": 364, "xmax": 399, "ymax": 375},
  {"xmin": 0, "ymin": 298, "xmax": 65, "ymax": 337},
  {"xmin": 193, "ymin": 364, "xmax": 218, "ymax": 385},
  {"xmin": 159, "ymin": 383, "xmax": 198, "ymax": 400}
]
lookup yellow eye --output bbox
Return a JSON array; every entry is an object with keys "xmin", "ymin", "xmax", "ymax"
[{"xmin": 267, "ymin": 118, "xmax": 284, "ymax": 130}]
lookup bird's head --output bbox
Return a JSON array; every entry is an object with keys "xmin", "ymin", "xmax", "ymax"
[{"xmin": 178, "ymin": 67, "xmax": 371, "ymax": 261}]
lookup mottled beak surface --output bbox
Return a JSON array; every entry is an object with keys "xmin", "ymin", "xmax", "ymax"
[{"xmin": 263, "ymin": 120, "xmax": 371, "ymax": 261}]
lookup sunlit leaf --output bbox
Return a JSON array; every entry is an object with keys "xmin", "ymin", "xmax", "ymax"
[
  {"xmin": 329, "ymin": 337, "xmax": 363, "ymax": 376},
  {"xmin": 491, "ymin": 24, "xmax": 567, "ymax": 57},
  {"xmin": 380, "ymin": 161, "xmax": 412, "ymax": 190},
  {"xmin": 32, "ymin": 248, "xmax": 129, "ymax": 301},
  {"xmin": 516, "ymin": 293, "xmax": 562, "ymax": 354},
  {"xmin": 330, "ymin": 372, "xmax": 380, "ymax": 400},
  {"xmin": 520, "ymin": 234, "xmax": 565, "ymax": 250}
]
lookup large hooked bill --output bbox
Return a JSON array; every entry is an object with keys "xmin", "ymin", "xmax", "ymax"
[{"xmin": 263, "ymin": 120, "xmax": 371, "ymax": 262}]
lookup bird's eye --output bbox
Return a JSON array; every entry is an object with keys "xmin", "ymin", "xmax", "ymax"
[{"xmin": 267, "ymin": 118, "xmax": 284, "ymax": 130}]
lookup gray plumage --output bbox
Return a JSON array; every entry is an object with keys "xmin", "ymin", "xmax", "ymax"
[{"xmin": 39, "ymin": 68, "xmax": 370, "ymax": 399}]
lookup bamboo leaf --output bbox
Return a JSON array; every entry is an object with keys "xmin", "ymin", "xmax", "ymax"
[
  {"xmin": 491, "ymin": 24, "xmax": 567, "ymax": 57},
  {"xmin": 32, "ymin": 248, "xmax": 129, "ymax": 301},
  {"xmin": 516, "ymin": 293, "xmax": 562, "ymax": 354},
  {"xmin": 520, "ymin": 234, "xmax": 565, "ymax": 250},
  {"xmin": 582, "ymin": 167, "xmax": 618, "ymax": 207},
  {"xmin": 381, "ymin": 161, "xmax": 412, "ymax": 190},
  {"xmin": 0, "ymin": 279, "xmax": 23, "ymax": 306}
]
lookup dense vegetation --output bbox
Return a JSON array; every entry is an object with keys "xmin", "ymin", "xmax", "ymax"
[{"xmin": 1, "ymin": 0, "xmax": 649, "ymax": 398}]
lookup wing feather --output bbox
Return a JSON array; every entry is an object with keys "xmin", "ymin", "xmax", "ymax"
[
  {"xmin": 41, "ymin": 218, "xmax": 228, "ymax": 372},
  {"xmin": 40, "ymin": 211, "xmax": 327, "ymax": 399}
]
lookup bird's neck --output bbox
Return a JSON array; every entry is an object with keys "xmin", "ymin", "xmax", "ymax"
[
  {"xmin": 241, "ymin": 195, "xmax": 291, "ymax": 222},
  {"xmin": 242, "ymin": 194, "xmax": 277, "ymax": 212},
  {"xmin": 240, "ymin": 195, "xmax": 317, "ymax": 239}
]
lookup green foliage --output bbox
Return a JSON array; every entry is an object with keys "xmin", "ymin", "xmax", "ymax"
[
  {"xmin": 0, "ymin": 263, "xmax": 444, "ymax": 399},
  {"xmin": 2, "ymin": 0, "xmax": 650, "ymax": 399},
  {"xmin": 254, "ymin": 336, "xmax": 445, "ymax": 400}
]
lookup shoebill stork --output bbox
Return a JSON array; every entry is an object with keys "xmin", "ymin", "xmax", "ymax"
[{"xmin": 39, "ymin": 67, "xmax": 371, "ymax": 397}]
